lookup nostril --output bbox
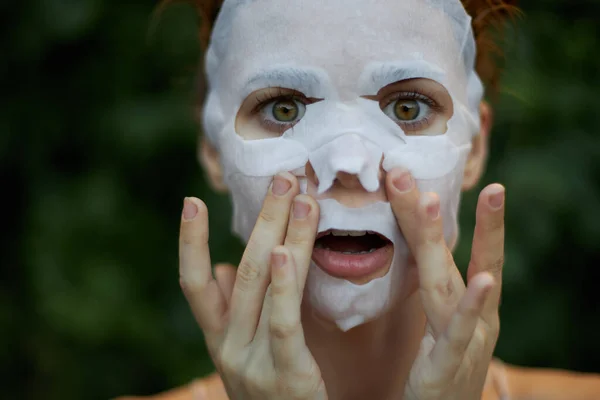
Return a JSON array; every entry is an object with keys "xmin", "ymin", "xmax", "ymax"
[{"xmin": 335, "ymin": 172, "xmax": 363, "ymax": 190}]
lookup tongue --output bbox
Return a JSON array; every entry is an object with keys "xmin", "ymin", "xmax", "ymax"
[{"xmin": 317, "ymin": 234, "xmax": 386, "ymax": 253}]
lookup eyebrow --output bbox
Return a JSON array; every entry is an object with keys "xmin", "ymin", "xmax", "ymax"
[
  {"xmin": 360, "ymin": 60, "xmax": 446, "ymax": 95},
  {"xmin": 242, "ymin": 66, "xmax": 328, "ymax": 98}
]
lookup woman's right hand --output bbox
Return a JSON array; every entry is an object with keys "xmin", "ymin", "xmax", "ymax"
[{"xmin": 178, "ymin": 173, "xmax": 327, "ymax": 400}]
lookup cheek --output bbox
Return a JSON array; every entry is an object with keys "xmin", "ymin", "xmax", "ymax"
[
  {"xmin": 227, "ymin": 174, "xmax": 272, "ymax": 242},
  {"xmin": 414, "ymin": 166, "xmax": 465, "ymax": 249}
]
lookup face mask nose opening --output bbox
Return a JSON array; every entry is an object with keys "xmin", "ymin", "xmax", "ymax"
[{"xmin": 309, "ymin": 133, "xmax": 383, "ymax": 194}]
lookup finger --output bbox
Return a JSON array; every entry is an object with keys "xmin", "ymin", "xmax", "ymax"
[
  {"xmin": 268, "ymin": 247, "xmax": 310, "ymax": 373},
  {"xmin": 228, "ymin": 172, "xmax": 299, "ymax": 346},
  {"xmin": 179, "ymin": 197, "xmax": 226, "ymax": 338},
  {"xmin": 429, "ymin": 272, "xmax": 495, "ymax": 381},
  {"xmin": 467, "ymin": 184, "xmax": 505, "ymax": 329},
  {"xmin": 416, "ymin": 192, "xmax": 466, "ymax": 336},
  {"xmin": 283, "ymin": 195, "xmax": 320, "ymax": 293},
  {"xmin": 215, "ymin": 263, "xmax": 236, "ymax": 306},
  {"xmin": 386, "ymin": 168, "xmax": 421, "ymax": 251}
]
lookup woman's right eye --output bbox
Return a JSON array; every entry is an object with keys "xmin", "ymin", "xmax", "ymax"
[{"xmin": 260, "ymin": 97, "xmax": 307, "ymax": 132}]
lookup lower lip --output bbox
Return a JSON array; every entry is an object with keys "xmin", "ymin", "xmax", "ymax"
[{"xmin": 312, "ymin": 243, "xmax": 394, "ymax": 279}]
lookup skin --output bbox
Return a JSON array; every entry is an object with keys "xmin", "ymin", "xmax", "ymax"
[{"xmin": 179, "ymin": 98, "xmax": 506, "ymax": 399}]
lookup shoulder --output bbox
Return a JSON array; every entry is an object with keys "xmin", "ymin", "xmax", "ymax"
[
  {"xmin": 115, "ymin": 361, "xmax": 600, "ymax": 400},
  {"xmin": 114, "ymin": 373, "xmax": 228, "ymax": 400},
  {"xmin": 480, "ymin": 359, "xmax": 600, "ymax": 400},
  {"xmin": 500, "ymin": 360, "xmax": 600, "ymax": 400}
]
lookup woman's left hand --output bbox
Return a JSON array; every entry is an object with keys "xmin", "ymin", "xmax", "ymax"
[{"xmin": 386, "ymin": 168, "xmax": 505, "ymax": 400}]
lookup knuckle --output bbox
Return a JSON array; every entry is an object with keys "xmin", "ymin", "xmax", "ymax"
[
  {"xmin": 416, "ymin": 374, "xmax": 445, "ymax": 396},
  {"xmin": 179, "ymin": 276, "xmax": 203, "ymax": 297},
  {"xmin": 216, "ymin": 343, "xmax": 236, "ymax": 370},
  {"xmin": 271, "ymin": 279, "xmax": 291, "ymax": 296},
  {"xmin": 488, "ymin": 256, "xmax": 505, "ymax": 275},
  {"xmin": 277, "ymin": 367, "xmax": 322, "ymax": 399},
  {"xmin": 180, "ymin": 227, "xmax": 208, "ymax": 247},
  {"xmin": 424, "ymin": 226, "xmax": 445, "ymax": 243},
  {"xmin": 181, "ymin": 236, "xmax": 194, "ymax": 246},
  {"xmin": 472, "ymin": 323, "xmax": 498, "ymax": 355},
  {"xmin": 270, "ymin": 317, "xmax": 300, "ymax": 340},
  {"xmin": 472, "ymin": 325, "xmax": 487, "ymax": 347},
  {"xmin": 480, "ymin": 215, "xmax": 504, "ymax": 233},
  {"xmin": 462, "ymin": 353, "xmax": 476, "ymax": 372},
  {"xmin": 483, "ymin": 314, "xmax": 501, "ymax": 339},
  {"xmin": 245, "ymin": 366, "xmax": 274, "ymax": 394},
  {"xmin": 447, "ymin": 333, "xmax": 470, "ymax": 356},
  {"xmin": 258, "ymin": 207, "xmax": 280, "ymax": 225},
  {"xmin": 216, "ymin": 354, "xmax": 237, "ymax": 377},
  {"xmin": 285, "ymin": 230, "xmax": 310, "ymax": 247},
  {"xmin": 433, "ymin": 279, "xmax": 453, "ymax": 299},
  {"xmin": 237, "ymin": 257, "xmax": 262, "ymax": 286}
]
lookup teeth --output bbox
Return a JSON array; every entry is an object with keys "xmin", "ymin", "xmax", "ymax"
[
  {"xmin": 331, "ymin": 229, "xmax": 367, "ymax": 237},
  {"xmin": 338, "ymin": 248, "xmax": 379, "ymax": 255}
]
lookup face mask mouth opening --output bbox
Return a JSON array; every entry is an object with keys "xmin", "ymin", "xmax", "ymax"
[
  {"xmin": 312, "ymin": 229, "xmax": 395, "ymax": 281},
  {"xmin": 314, "ymin": 229, "xmax": 391, "ymax": 254}
]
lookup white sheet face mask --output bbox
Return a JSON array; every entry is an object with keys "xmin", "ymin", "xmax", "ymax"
[{"xmin": 202, "ymin": 0, "xmax": 484, "ymax": 331}]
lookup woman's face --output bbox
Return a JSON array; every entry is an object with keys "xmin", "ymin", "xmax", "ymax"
[{"xmin": 201, "ymin": 0, "xmax": 489, "ymax": 330}]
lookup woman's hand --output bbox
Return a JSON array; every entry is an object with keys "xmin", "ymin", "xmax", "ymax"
[
  {"xmin": 386, "ymin": 168, "xmax": 505, "ymax": 400},
  {"xmin": 178, "ymin": 173, "xmax": 327, "ymax": 400}
]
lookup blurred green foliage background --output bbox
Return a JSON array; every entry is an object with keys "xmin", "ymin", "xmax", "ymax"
[{"xmin": 2, "ymin": 1, "xmax": 600, "ymax": 399}]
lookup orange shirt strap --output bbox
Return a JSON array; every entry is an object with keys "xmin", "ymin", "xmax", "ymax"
[
  {"xmin": 114, "ymin": 373, "xmax": 228, "ymax": 400},
  {"xmin": 116, "ymin": 362, "xmax": 600, "ymax": 400}
]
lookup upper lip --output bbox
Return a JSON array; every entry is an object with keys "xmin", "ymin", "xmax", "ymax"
[{"xmin": 315, "ymin": 229, "xmax": 391, "ymax": 242}]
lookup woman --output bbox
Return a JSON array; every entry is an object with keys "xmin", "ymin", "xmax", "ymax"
[{"xmin": 120, "ymin": 0, "xmax": 600, "ymax": 399}]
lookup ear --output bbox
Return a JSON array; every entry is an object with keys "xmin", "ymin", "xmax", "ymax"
[
  {"xmin": 462, "ymin": 101, "xmax": 492, "ymax": 191},
  {"xmin": 199, "ymin": 136, "xmax": 229, "ymax": 193}
]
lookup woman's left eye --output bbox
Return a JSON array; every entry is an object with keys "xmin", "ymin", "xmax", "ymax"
[
  {"xmin": 382, "ymin": 98, "xmax": 431, "ymax": 124},
  {"xmin": 261, "ymin": 98, "xmax": 306, "ymax": 125}
]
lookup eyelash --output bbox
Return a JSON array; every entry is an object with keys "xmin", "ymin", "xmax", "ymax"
[
  {"xmin": 380, "ymin": 91, "xmax": 445, "ymax": 131},
  {"xmin": 251, "ymin": 88, "xmax": 309, "ymax": 113},
  {"xmin": 252, "ymin": 88, "xmax": 311, "ymax": 132}
]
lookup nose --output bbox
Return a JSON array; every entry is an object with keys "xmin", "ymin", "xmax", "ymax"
[
  {"xmin": 306, "ymin": 164, "xmax": 366, "ymax": 190},
  {"xmin": 305, "ymin": 160, "xmax": 388, "ymax": 208},
  {"xmin": 305, "ymin": 133, "xmax": 383, "ymax": 194}
]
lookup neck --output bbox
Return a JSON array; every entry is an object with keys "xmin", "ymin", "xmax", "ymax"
[{"xmin": 302, "ymin": 291, "xmax": 426, "ymax": 400}]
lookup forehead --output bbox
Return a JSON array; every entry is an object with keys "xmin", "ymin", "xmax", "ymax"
[{"xmin": 219, "ymin": 0, "xmax": 468, "ymax": 96}]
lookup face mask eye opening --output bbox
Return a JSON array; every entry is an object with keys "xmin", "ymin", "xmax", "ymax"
[
  {"xmin": 375, "ymin": 78, "xmax": 455, "ymax": 136},
  {"xmin": 235, "ymin": 87, "xmax": 314, "ymax": 139}
]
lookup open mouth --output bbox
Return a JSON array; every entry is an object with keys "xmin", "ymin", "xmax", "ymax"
[{"xmin": 312, "ymin": 229, "xmax": 394, "ymax": 281}]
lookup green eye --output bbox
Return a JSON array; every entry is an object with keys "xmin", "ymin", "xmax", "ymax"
[
  {"xmin": 394, "ymin": 100, "xmax": 420, "ymax": 121},
  {"xmin": 272, "ymin": 100, "xmax": 299, "ymax": 122}
]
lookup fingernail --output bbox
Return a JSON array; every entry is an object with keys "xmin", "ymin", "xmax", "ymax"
[
  {"xmin": 271, "ymin": 250, "xmax": 287, "ymax": 269},
  {"xmin": 423, "ymin": 194, "xmax": 440, "ymax": 220},
  {"xmin": 272, "ymin": 174, "xmax": 292, "ymax": 196},
  {"xmin": 393, "ymin": 170, "xmax": 413, "ymax": 193},
  {"xmin": 293, "ymin": 198, "xmax": 311, "ymax": 219},
  {"xmin": 489, "ymin": 187, "xmax": 505, "ymax": 210},
  {"xmin": 183, "ymin": 198, "xmax": 198, "ymax": 221}
]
